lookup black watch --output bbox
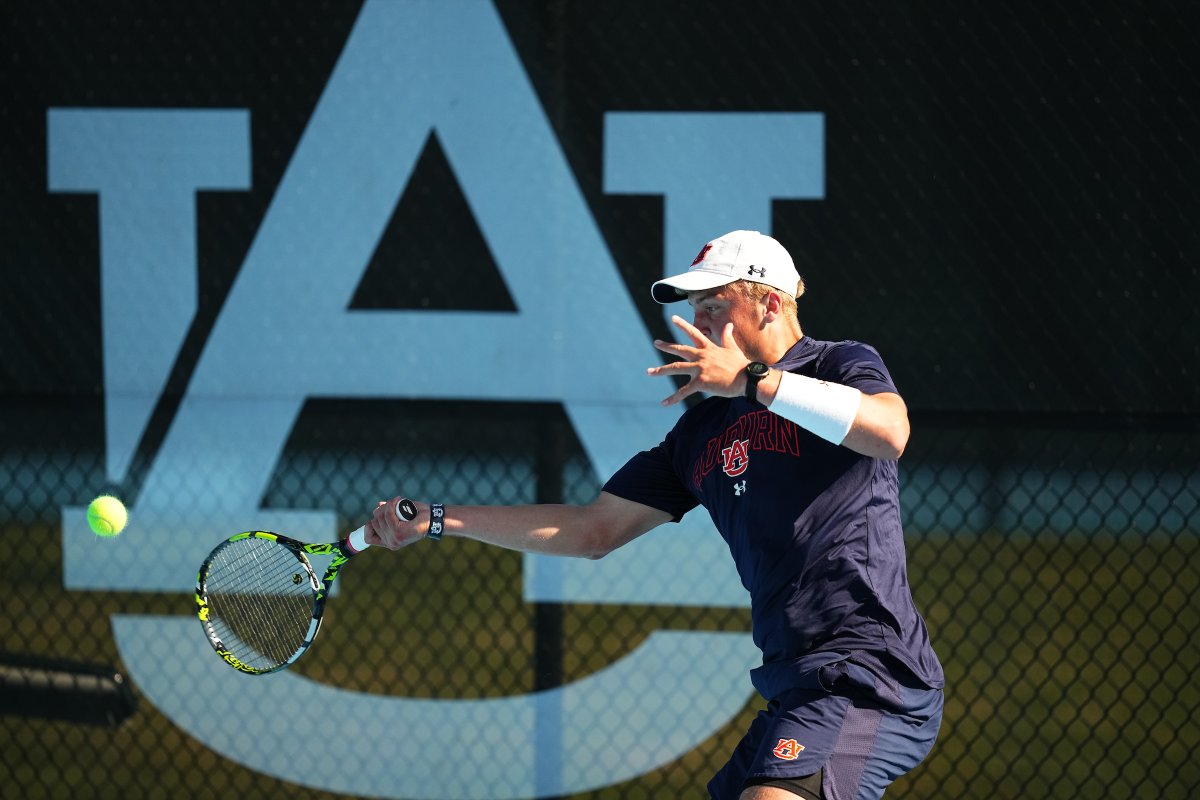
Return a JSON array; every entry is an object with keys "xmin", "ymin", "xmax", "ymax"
[{"xmin": 744, "ymin": 361, "xmax": 769, "ymax": 401}]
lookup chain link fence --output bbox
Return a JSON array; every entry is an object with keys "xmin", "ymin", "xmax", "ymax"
[
  {"xmin": 3, "ymin": 1, "xmax": 1199, "ymax": 798},
  {"xmin": 2, "ymin": 405, "xmax": 1197, "ymax": 798}
]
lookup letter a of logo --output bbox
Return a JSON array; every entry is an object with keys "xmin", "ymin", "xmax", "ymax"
[
  {"xmin": 772, "ymin": 738, "xmax": 805, "ymax": 760},
  {"xmin": 721, "ymin": 438, "xmax": 750, "ymax": 477}
]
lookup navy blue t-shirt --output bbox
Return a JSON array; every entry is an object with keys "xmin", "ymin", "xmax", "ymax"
[{"xmin": 603, "ymin": 337, "xmax": 944, "ymax": 699}]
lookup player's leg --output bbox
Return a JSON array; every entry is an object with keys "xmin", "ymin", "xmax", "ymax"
[
  {"xmin": 711, "ymin": 661, "xmax": 942, "ymax": 800},
  {"xmin": 735, "ymin": 684, "xmax": 942, "ymax": 800},
  {"xmin": 821, "ymin": 685, "xmax": 943, "ymax": 799},
  {"xmin": 707, "ymin": 688, "xmax": 849, "ymax": 800}
]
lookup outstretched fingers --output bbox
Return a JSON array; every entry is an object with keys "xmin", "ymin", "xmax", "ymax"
[
  {"xmin": 651, "ymin": 338, "xmax": 697, "ymax": 361},
  {"xmin": 646, "ymin": 339, "xmax": 702, "ymax": 406},
  {"xmin": 670, "ymin": 315, "xmax": 711, "ymax": 345},
  {"xmin": 657, "ymin": 376, "xmax": 701, "ymax": 407},
  {"xmin": 650, "ymin": 314, "xmax": 717, "ymax": 362},
  {"xmin": 646, "ymin": 317, "xmax": 743, "ymax": 406}
]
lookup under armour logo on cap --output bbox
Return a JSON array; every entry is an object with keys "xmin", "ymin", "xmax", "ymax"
[{"xmin": 650, "ymin": 230, "xmax": 802, "ymax": 304}]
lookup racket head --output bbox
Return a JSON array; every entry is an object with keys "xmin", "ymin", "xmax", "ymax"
[{"xmin": 195, "ymin": 531, "xmax": 323, "ymax": 675}]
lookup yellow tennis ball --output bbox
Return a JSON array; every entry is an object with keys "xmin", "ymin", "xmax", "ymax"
[{"xmin": 87, "ymin": 495, "xmax": 128, "ymax": 537}]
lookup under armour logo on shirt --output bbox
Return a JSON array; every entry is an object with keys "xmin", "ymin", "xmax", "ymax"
[{"xmin": 734, "ymin": 480, "xmax": 747, "ymax": 496}]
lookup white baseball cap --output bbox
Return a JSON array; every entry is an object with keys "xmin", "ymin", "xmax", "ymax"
[{"xmin": 650, "ymin": 230, "xmax": 801, "ymax": 304}]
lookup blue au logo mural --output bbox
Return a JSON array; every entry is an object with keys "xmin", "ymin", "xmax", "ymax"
[{"xmin": 49, "ymin": 1, "xmax": 823, "ymax": 796}]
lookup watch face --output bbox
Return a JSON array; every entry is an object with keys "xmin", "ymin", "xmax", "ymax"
[{"xmin": 748, "ymin": 362, "xmax": 769, "ymax": 377}]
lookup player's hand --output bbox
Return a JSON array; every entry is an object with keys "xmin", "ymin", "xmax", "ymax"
[
  {"xmin": 366, "ymin": 497, "xmax": 426, "ymax": 549},
  {"xmin": 646, "ymin": 317, "xmax": 750, "ymax": 406}
]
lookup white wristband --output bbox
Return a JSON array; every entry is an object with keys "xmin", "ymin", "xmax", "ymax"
[{"xmin": 768, "ymin": 371, "xmax": 862, "ymax": 445}]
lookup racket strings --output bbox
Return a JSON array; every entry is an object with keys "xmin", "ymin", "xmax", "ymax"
[{"xmin": 203, "ymin": 538, "xmax": 317, "ymax": 670}]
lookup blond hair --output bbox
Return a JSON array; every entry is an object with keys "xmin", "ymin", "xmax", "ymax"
[{"xmin": 730, "ymin": 278, "xmax": 804, "ymax": 320}]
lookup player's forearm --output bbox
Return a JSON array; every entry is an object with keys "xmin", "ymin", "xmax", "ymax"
[
  {"xmin": 841, "ymin": 392, "xmax": 910, "ymax": 459},
  {"xmin": 368, "ymin": 492, "xmax": 668, "ymax": 556},
  {"xmin": 434, "ymin": 502, "xmax": 612, "ymax": 559}
]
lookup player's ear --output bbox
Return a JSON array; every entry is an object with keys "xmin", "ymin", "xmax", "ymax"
[{"xmin": 762, "ymin": 289, "xmax": 783, "ymax": 322}]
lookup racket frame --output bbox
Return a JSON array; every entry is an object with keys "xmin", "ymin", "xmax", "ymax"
[{"xmin": 195, "ymin": 531, "xmax": 359, "ymax": 675}]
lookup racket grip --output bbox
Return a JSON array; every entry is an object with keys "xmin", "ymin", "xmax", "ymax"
[
  {"xmin": 348, "ymin": 499, "xmax": 417, "ymax": 553},
  {"xmin": 396, "ymin": 498, "xmax": 417, "ymax": 521},
  {"xmin": 347, "ymin": 526, "xmax": 369, "ymax": 553}
]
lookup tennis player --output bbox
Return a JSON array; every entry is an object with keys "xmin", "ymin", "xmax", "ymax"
[{"xmin": 367, "ymin": 230, "xmax": 943, "ymax": 800}]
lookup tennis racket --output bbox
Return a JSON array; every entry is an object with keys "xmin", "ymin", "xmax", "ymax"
[{"xmin": 195, "ymin": 498, "xmax": 416, "ymax": 675}]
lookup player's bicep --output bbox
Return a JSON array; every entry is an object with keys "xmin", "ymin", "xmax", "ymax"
[
  {"xmin": 858, "ymin": 390, "xmax": 908, "ymax": 417},
  {"xmin": 581, "ymin": 491, "xmax": 674, "ymax": 558}
]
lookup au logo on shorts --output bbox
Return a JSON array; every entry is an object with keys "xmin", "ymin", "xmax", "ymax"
[{"xmin": 772, "ymin": 738, "xmax": 805, "ymax": 760}]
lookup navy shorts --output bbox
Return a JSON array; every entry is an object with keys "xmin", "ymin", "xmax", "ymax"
[{"xmin": 707, "ymin": 659, "xmax": 943, "ymax": 800}]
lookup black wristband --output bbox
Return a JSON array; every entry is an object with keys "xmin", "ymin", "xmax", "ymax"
[
  {"xmin": 744, "ymin": 361, "xmax": 769, "ymax": 401},
  {"xmin": 426, "ymin": 503, "xmax": 445, "ymax": 541}
]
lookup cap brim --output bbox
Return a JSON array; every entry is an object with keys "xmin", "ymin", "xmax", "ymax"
[{"xmin": 650, "ymin": 271, "xmax": 738, "ymax": 304}]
